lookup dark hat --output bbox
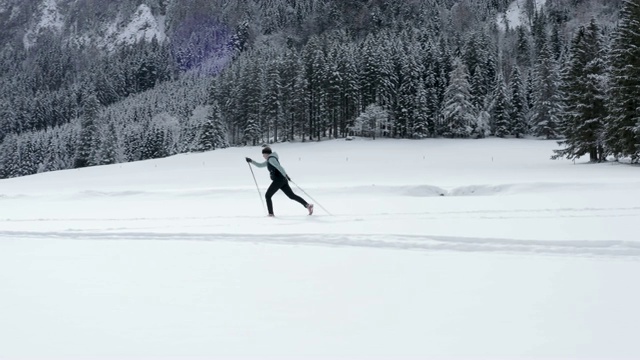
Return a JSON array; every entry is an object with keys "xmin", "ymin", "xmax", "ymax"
[{"xmin": 262, "ymin": 146, "xmax": 272, "ymax": 154}]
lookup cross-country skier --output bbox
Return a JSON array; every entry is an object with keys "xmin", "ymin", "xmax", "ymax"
[{"xmin": 246, "ymin": 146, "xmax": 314, "ymax": 217}]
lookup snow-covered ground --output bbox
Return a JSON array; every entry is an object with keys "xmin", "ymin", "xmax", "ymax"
[{"xmin": 1, "ymin": 138, "xmax": 639, "ymax": 358}]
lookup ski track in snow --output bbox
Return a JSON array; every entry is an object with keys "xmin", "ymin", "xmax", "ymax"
[
  {"xmin": 1, "ymin": 226, "xmax": 639, "ymax": 260},
  {"xmin": 2, "ymin": 205, "xmax": 640, "ymax": 222},
  {"xmin": 3, "ymin": 174, "xmax": 639, "ymax": 259},
  {"xmin": 3, "ymin": 180, "xmax": 640, "ymax": 200}
]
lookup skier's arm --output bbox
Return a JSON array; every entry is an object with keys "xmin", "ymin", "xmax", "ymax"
[
  {"xmin": 249, "ymin": 159, "xmax": 268, "ymax": 168},
  {"xmin": 268, "ymin": 157, "xmax": 288, "ymax": 178}
]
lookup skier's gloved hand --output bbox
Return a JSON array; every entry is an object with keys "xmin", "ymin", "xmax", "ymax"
[{"xmin": 245, "ymin": 157, "xmax": 252, "ymax": 163}]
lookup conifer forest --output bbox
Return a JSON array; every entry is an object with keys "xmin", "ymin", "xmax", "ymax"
[{"xmin": 0, "ymin": 0, "xmax": 639, "ymax": 179}]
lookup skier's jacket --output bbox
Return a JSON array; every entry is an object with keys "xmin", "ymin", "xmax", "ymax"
[{"xmin": 251, "ymin": 152, "xmax": 289, "ymax": 181}]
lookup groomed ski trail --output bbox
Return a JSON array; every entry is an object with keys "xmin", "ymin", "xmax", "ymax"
[{"xmin": 2, "ymin": 230, "xmax": 639, "ymax": 259}]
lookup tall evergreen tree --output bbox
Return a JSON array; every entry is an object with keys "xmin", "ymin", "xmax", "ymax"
[
  {"xmin": 531, "ymin": 43, "xmax": 562, "ymax": 139},
  {"xmin": 351, "ymin": 104, "xmax": 388, "ymax": 140},
  {"xmin": 606, "ymin": 0, "xmax": 640, "ymax": 161},
  {"xmin": 510, "ymin": 66, "xmax": 528, "ymax": 138},
  {"xmin": 360, "ymin": 35, "xmax": 382, "ymax": 111},
  {"xmin": 554, "ymin": 20, "xmax": 608, "ymax": 162},
  {"xmin": 263, "ymin": 57, "xmax": 283, "ymax": 142},
  {"xmin": 292, "ymin": 59, "xmax": 310, "ymax": 141},
  {"xmin": 516, "ymin": 26, "xmax": 532, "ymax": 68},
  {"xmin": 0, "ymin": 135, "xmax": 20, "ymax": 178},
  {"xmin": 325, "ymin": 42, "xmax": 343, "ymax": 139},
  {"xmin": 199, "ymin": 101, "xmax": 229, "ymax": 151},
  {"xmin": 338, "ymin": 44, "xmax": 361, "ymax": 136},
  {"xmin": 397, "ymin": 44, "xmax": 422, "ymax": 138},
  {"xmin": 413, "ymin": 81, "xmax": 432, "ymax": 138},
  {"xmin": 75, "ymin": 94, "xmax": 100, "ymax": 168},
  {"xmin": 98, "ymin": 122, "xmax": 119, "ymax": 165},
  {"xmin": 492, "ymin": 70, "xmax": 512, "ymax": 137},
  {"xmin": 440, "ymin": 58, "xmax": 476, "ymax": 138}
]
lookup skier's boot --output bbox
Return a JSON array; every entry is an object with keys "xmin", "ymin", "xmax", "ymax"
[{"xmin": 307, "ymin": 204, "xmax": 314, "ymax": 215}]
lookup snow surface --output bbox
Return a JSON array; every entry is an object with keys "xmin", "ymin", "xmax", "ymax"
[
  {"xmin": 1, "ymin": 138, "xmax": 639, "ymax": 357},
  {"xmin": 497, "ymin": 0, "xmax": 547, "ymax": 31}
]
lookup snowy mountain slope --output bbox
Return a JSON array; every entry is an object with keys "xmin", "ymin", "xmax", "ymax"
[
  {"xmin": 22, "ymin": 0, "xmax": 64, "ymax": 48},
  {"xmin": 19, "ymin": 0, "xmax": 166, "ymax": 49},
  {"xmin": 106, "ymin": 4, "xmax": 166, "ymax": 50},
  {"xmin": 497, "ymin": 0, "xmax": 546, "ymax": 31},
  {"xmin": 1, "ymin": 138, "xmax": 640, "ymax": 357}
]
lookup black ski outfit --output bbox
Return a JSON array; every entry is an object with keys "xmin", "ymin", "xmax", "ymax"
[{"xmin": 246, "ymin": 147, "xmax": 312, "ymax": 216}]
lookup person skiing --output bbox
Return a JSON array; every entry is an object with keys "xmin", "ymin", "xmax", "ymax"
[{"xmin": 246, "ymin": 146, "xmax": 314, "ymax": 217}]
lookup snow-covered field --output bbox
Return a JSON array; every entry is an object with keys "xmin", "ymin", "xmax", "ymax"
[{"xmin": 1, "ymin": 138, "xmax": 639, "ymax": 358}]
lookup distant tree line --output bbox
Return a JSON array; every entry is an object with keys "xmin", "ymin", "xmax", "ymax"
[{"xmin": 0, "ymin": 0, "xmax": 638, "ymax": 179}]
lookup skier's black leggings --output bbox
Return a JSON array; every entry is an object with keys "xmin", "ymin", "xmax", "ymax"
[{"xmin": 265, "ymin": 177, "xmax": 308, "ymax": 215}]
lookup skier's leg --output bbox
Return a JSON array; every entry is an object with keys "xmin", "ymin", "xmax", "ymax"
[
  {"xmin": 265, "ymin": 181, "xmax": 281, "ymax": 215},
  {"xmin": 281, "ymin": 182, "xmax": 308, "ymax": 208}
]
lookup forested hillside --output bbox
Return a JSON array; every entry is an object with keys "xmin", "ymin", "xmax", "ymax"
[{"xmin": 0, "ymin": 0, "xmax": 637, "ymax": 179}]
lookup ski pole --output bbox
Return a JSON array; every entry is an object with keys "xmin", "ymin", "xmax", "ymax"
[
  {"xmin": 247, "ymin": 162, "xmax": 267, "ymax": 215},
  {"xmin": 290, "ymin": 180, "xmax": 333, "ymax": 216}
]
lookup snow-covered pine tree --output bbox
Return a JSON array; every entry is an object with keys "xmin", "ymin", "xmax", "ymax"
[
  {"xmin": 509, "ymin": 66, "xmax": 528, "ymax": 138},
  {"xmin": 338, "ymin": 44, "xmax": 361, "ymax": 137},
  {"xmin": 440, "ymin": 57, "xmax": 476, "ymax": 138},
  {"xmin": 422, "ymin": 57, "xmax": 440, "ymax": 137},
  {"xmin": 470, "ymin": 63, "xmax": 488, "ymax": 113},
  {"xmin": 550, "ymin": 22, "xmax": 564, "ymax": 60},
  {"xmin": 325, "ymin": 42, "xmax": 343, "ymax": 139},
  {"xmin": 531, "ymin": 43, "xmax": 563, "ymax": 139},
  {"xmin": 243, "ymin": 115, "xmax": 261, "ymax": 145},
  {"xmin": 397, "ymin": 43, "xmax": 422, "ymax": 138},
  {"xmin": 19, "ymin": 135, "xmax": 39, "ymax": 175},
  {"xmin": 516, "ymin": 26, "xmax": 532, "ymax": 68},
  {"xmin": 75, "ymin": 93, "xmax": 99, "ymax": 168},
  {"xmin": 292, "ymin": 58, "xmax": 310, "ymax": 141},
  {"xmin": 98, "ymin": 122, "xmax": 119, "ymax": 165},
  {"xmin": 492, "ymin": 70, "xmax": 512, "ymax": 137},
  {"xmin": 123, "ymin": 126, "xmax": 144, "ymax": 162},
  {"xmin": 263, "ymin": 57, "xmax": 283, "ymax": 142},
  {"xmin": 360, "ymin": 35, "xmax": 381, "ymax": 113},
  {"xmin": 199, "ymin": 101, "xmax": 229, "ymax": 151},
  {"xmin": 302, "ymin": 36, "xmax": 325, "ymax": 140},
  {"xmin": 606, "ymin": 0, "xmax": 640, "ymax": 161},
  {"xmin": 554, "ymin": 20, "xmax": 608, "ymax": 162},
  {"xmin": 467, "ymin": 34, "xmax": 490, "ymax": 112},
  {"xmin": 532, "ymin": 8, "xmax": 549, "ymax": 61},
  {"xmin": 413, "ymin": 81, "xmax": 431, "ymax": 138},
  {"xmin": 0, "ymin": 135, "xmax": 20, "ymax": 178},
  {"xmin": 198, "ymin": 119, "xmax": 217, "ymax": 152},
  {"xmin": 376, "ymin": 33, "xmax": 397, "ymax": 135},
  {"xmin": 239, "ymin": 58, "xmax": 263, "ymax": 145},
  {"xmin": 351, "ymin": 104, "xmax": 388, "ymax": 140},
  {"xmin": 278, "ymin": 48, "xmax": 298, "ymax": 141},
  {"xmin": 40, "ymin": 132, "xmax": 66, "ymax": 173}
]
